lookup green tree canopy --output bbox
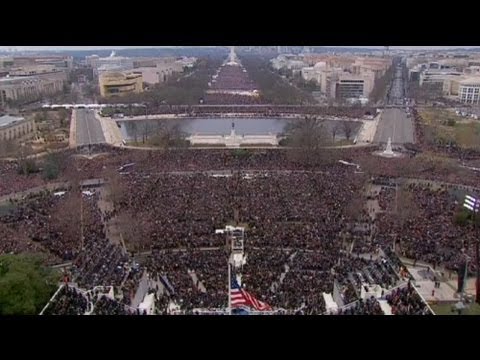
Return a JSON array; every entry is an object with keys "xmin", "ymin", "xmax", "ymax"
[{"xmin": 0, "ymin": 254, "xmax": 60, "ymax": 315}]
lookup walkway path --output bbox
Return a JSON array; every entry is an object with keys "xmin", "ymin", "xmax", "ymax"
[
  {"xmin": 97, "ymin": 112, "xmax": 123, "ymax": 147},
  {"xmin": 131, "ymin": 271, "xmax": 150, "ymax": 308},
  {"xmin": 357, "ymin": 112, "xmax": 381, "ymax": 144},
  {"xmin": 69, "ymin": 109, "xmax": 77, "ymax": 148}
]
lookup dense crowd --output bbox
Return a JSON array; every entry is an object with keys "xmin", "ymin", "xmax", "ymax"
[
  {"xmin": 0, "ymin": 188, "xmax": 140, "ymax": 308},
  {"xmin": 209, "ymin": 63, "xmax": 257, "ymax": 92},
  {"xmin": 374, "ymin": 183, "xmax": 477, "ymax": 272},
  {"xmin": 2, "ymin": 146, "xmax": 456, "ymax": 314},
  {"xmin": 0, "ymin": 161, "xmax": 45, "ymax": 197},
  {"xmin": 203, "ymin": 93, "xmax": 264, "ymax": 105},
  {"xmin": 43, "ymin": 285, "xmax": 144, "ymax": 315},
  {"xmin": 0, "ymin": 222, "xmax": 54, "ymax": 260},
  {"xmin": 386, "ymin": 285, "xmax": 432, "ymax": 315},
  {"xmin": 92, "ymin": 295, "xmax": 138, "ymax": 315},
  {"xmin": 100, "ymin": 104, "xmax": 376, "ymax": 119},
  {"xmin": 337, "ymin": 297, "xmax": 384, "ymax": 315},
  {"xmin": 42, "ymin": 285, "xmax": 88, "ymax": 315},
  {"xmin": 113, "ymin": 168, "xmax": 364, "ymax": 251},
  {"xmin": 1, "ymin": 191, "xmax": 81, "ymax": 261},
  {"xmin": 145, "ymin": 250, "xmax": 228, "ymax": 311},
  {"xmin": 334, "ymin": 255, "xmax": 400, "ymax": 305}
]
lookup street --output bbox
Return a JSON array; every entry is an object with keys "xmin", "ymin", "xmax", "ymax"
[
  {"xmin": 75, "ymin": 109, "xmax": 106, "ymax": 146},
  {"xmin": 373, "ymin": 108, "xmax": 414, "ymax": 144}
]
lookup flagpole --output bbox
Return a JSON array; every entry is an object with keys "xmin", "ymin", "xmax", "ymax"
[{"xmin": 228, "ymin": 257, "xmax": 232, "ymax": 315}]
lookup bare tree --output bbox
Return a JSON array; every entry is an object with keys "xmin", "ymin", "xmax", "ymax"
[
  {"xmin": 104, "ymin": 168, "xmax": 126, "ymax": 206},
  {"xmin": 141, "ymin": 121, "xmax": 150, "ymax": 144},
  {"xmin": 149, "ymin": 121, "xmax": 186, "ymax": 148},
  {"xmin": 0, "ymin": 140, "xmax": 19, "ymax": 158},
  {"xmin": 332, "ymin": 123, "xmax": 341, "ymax": 142},
  {"xmin": 116, "ymin": 210, "xmax": 148, "ymax": 252},
  {"xmin": 341, "ymin": 121, "xmax": 355, "ymax": 141},
  {"xmin": 52, "ymin": 191, "xmax": 82, "ymax": 250},
  {"xmin": 126, "ymin": 122, "xmax": 138, "ymax": 144},
  {"xmin": 286, "ymin": 117, "xmax": 330, "ymax": 167},
  {"xmin": 17, "ymin": 144, "xmax": 37, "ymax": 175}
]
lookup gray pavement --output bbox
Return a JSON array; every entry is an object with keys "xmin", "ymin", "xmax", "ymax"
[
  {"xmin": 373, "ymin": 108, "xmax": 414, "ymax": 144},
  {"xmin": 75, "ymin": 109, "xmax": 106, "ymax": 146},
  {"xmin": 131, "ymin": 271, "xmax": 150, "ymax": 308}
]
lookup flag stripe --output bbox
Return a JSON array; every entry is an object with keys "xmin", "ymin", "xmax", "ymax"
[{"xmin": 230, "ymin": 272, "xmax": 272, "ymax": 311}]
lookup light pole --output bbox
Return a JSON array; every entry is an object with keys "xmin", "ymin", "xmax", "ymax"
[
  {"xmin": 463, "ymin": 194, "xmax": 480, "ymax": 304},
  {"xmin": 460, "ymin": 253, "xmax": 470, "ymax": 300}
]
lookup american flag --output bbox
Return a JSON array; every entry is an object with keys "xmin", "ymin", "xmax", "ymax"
[{"xmin": 230, "ymin": 273, "xmax": 272, "ymax": 311}]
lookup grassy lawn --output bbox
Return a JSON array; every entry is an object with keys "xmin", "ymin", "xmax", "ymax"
[
  {"xmin": 419, "ymin": 109, "xmax": 480, "ymax": 149},
  {"xmin": 333, "ymin": 139, "xmax": 355, "ymax": 147},
  {"xmin": 0, "ymin": 202, "xmax": 17, "ymax": 215},
  {"xmin": 431, "ymin": 302, "xmax": 480, "ymax": 315}
]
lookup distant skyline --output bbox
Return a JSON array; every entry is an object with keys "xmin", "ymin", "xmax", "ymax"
[{"xmin": 0, "ymin": 46, "xmax": 479, "ymax": 52}]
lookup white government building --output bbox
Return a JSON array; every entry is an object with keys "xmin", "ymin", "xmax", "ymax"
[
  {"xmin": 458, "ymin": 78, "xmax": 480, "ymax": 104},
  {"xmin": 0, "ymin": 115, "xmax": 36, "ymax": 141}
]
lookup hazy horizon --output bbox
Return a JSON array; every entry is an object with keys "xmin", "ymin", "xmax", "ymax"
[{"xmin": 0, "ymin": 46, "xmax": 479, "ymax": 52}]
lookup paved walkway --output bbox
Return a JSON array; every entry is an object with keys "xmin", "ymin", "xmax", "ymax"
[
  {"xmin": 69, "ymin": 109, "xmax": 77, "ymax": 148},
  {"xmin": 97, "ymin": 112, "xmax": 123, "ymax": 147},
  {"xmin": 96, "ymin": 186, "xmax": 125, "ymax": 251},
  {"xmin": 407, "ymin": 266, "xmax": 457, "ymax": 302},
  {"xmin": 357, "ymin": 112, "xmax": 381, "ymax": 144},
  {"xmin": 131, "ymin": 271, "xmax": 150, "ymax": 308}
]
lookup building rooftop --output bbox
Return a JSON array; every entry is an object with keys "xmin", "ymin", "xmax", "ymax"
[
  {"xmin": 0, "ymin": 76, "xmax": 26, "ymax": 82},
  {"xmin": 0, "ymin": 115, "xmax": 25, "ymax": 128},
  {"xmin": 460, "ymin": 77, "xmax": 480, "ymax": 85}
]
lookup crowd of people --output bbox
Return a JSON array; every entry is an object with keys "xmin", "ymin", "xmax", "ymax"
[
  {"xmin": 106, "ymin": 164, "xmax": 413, "ymax": 313},
  {"xmin": 100, "ymin": 104, "xmax": 376, "ymax": 119},
  {"xmin": 209, "ymin": 63, "xmax": 257, "ymax": 92},
  {"xmin": 4, "ymin": 142, "xmax": 465, "ymax": 314},
  {"xmin": 334, "ymin": 254, "xmax": 400, "ymax": 305},
  {"xmin": 0, "ymin": 222, "xmax": 53, "ymax": 260},
  {"xmin": 337, "ymin": 296, "xmax": 384, "ymax": 315},
  {"xmin": 42, "ymin": 284, "xmax": 145, "ymax": 315},
  {"xmin": 0, "ymin": 161, "xmax": 45, "ymax": 197},
  {"xmin": 373, "ymin": 183, "xmax": 477, "ymax": 272},
  {"xmin": 1, "ymin": 191, "xmax": 80, "ymax": 261},
  {"xmin": 92, "ymin": 295, "xmax": 138, "ymax": 315},
  {"xmin": 203, "ymin": 93, "xmax": 264, "ymax": 105},
  {"xmin": 42, "ymin": 285, "xmax": 88, "ymax": 315},
  {"xmin": 0, "ymin": 188, "xmax": 141, "ymax": 311},
  {"xmin": 145, "ymin": 249, "xmax": 228, "ymax": 312},
  {"xmin": 386, "ymin": 285, "xmax": 432, "ymax": 315}
]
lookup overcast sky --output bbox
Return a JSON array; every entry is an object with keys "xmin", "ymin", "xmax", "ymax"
[{"xmin": 0, "ymin": 46, "xmax": 479, "ymax": 51}]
